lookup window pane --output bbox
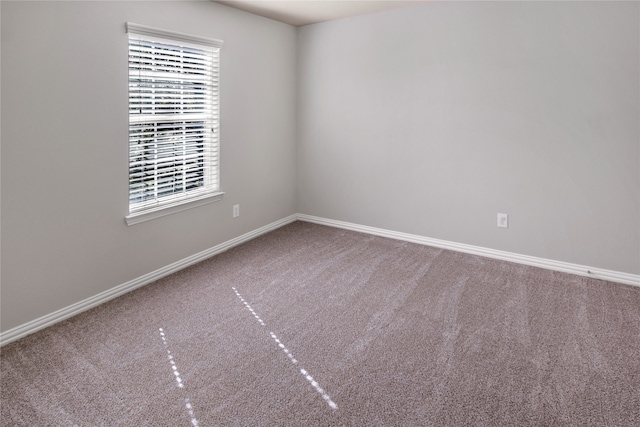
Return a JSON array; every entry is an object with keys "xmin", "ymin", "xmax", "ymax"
[{"xmin": 128, "ymin": 30, "xmax": 220, "ymax": 214}]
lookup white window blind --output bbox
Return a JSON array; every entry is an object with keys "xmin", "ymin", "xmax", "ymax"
[{"xmin": 126, "ymin": 23, "xmax": 223, "ymax": 222}]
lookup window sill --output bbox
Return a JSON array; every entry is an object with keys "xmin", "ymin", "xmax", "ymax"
[{"xmin": 125, "ymin": 192, "xmax": 224, "ymax": 226}]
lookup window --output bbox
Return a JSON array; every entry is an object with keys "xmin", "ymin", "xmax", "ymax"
[{"xmin": 125, "ymin": 23, "xmax": 223, "ymax": 225}]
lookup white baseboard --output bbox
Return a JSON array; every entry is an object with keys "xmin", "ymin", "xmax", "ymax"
[
  {"xmin": 0, "ymin": 214, "xmax": 297, "ymax": 347},
  {"xmin": 297, "ymin": 214, "xmax": 640, "ymax": 288},
  {"xmin": 3, "ymin": 212, "xmax": 637, "ymax": 346}
]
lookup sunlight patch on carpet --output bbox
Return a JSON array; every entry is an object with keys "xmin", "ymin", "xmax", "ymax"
[
  {"xmin": 232, "ymin": 287, "xmax": 338, "ymax": 410},
  {"xmin": 159, "ymin": 328, "xmax": 200, "ymax": 426},
  {"xmin": 232, "ymin": 287, "xmax": 266, "ymax": 326}
]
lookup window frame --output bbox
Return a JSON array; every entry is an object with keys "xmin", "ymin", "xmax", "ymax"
[{"xmin": 125, "ymin": 23, "xmax": 224, "ymax": 226}]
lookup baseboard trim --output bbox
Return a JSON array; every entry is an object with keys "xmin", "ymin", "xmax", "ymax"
[
  {"xmin": 297, "ymin": 214, "xmax": 640, "ymax": 288},
  {"xmin": 0, "ymin": 214, "xmax": 298, "ymax": 347},
  {"xmin": 3, "ymin": 212, "xmax": 637, "ymax": 346}
]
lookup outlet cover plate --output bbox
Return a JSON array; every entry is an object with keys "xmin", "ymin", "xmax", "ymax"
[{"xmin": 497, "ymin": 213, "xmax": 508, "ymax": 228}]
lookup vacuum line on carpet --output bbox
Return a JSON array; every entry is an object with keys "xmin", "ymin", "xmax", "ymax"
[
  {"xmin": 159, "ymin": 328, "xmax": 200, "ymax": 427},
  {"xmin": 232, "ymin": 287, "xmax": 338, "ymax": 410}
]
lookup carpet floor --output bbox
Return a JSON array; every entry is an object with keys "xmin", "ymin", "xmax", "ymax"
[{"xmin": 1, "ymin": 221, "xmax": 639, "ymax": 426}]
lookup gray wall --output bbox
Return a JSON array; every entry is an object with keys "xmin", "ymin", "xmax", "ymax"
[
  {"xmin": 2, "ymin": 1, "xmax": 639, "ymax": 334},
  {"xmin": 1, "ymin": 1, "xmax": 297, "ymax": 331},
  {"xmin": 297, "ymin": 1, "xmax": 640, "ymax": 274}
]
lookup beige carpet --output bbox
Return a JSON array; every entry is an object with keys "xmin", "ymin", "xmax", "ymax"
[{"xmin": 2, "ymin": 221, "xmax": 639, "ymax": 426}]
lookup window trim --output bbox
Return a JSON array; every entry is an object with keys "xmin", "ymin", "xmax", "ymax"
[
  {"xmin": 125, "ymin": 23, "xmax": 224, "ymax": 50},
  {"xmin": 125, "ymin": 23, "xmax": 224, "ymax": 226},
  {"xmin": 125, "ymin": 192, "xmax": 224, "ymax": 226}
]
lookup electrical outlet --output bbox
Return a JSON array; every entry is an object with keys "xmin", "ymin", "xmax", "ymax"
[
  {"xmin": 497, "ymin": 213, "xmax": 508, "ymax": 228},
  {"xmin": 233, "ymin": 204, "xmax": 240, "ymax": 218}
]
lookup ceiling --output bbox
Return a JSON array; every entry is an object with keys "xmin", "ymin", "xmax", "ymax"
[{"xmin": 214, "ymin": 0, "xmax": 427, "ymax": 27}]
